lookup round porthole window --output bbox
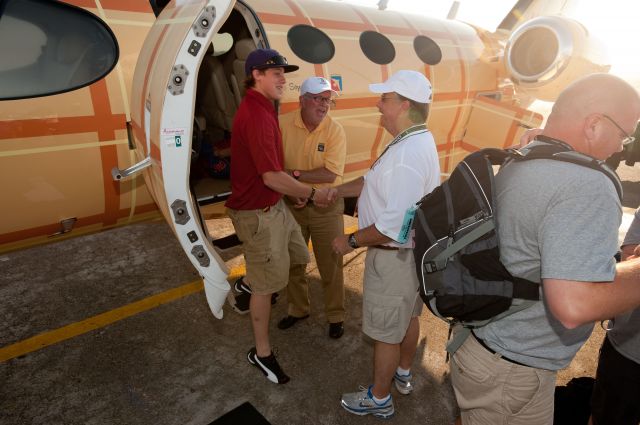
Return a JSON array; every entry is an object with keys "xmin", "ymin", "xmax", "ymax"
[
  {"xmin": 287, "ymin": 25, "xmax": 335, "ymax": 64},
  {"xmin": 413, "ymin": 35, "xmax": 442, "ymax": 65},
  {"xmin": 359, "ymin": 31, "xmax": 395, "ymax": 65}
]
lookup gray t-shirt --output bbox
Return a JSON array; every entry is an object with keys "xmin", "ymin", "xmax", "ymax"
[
  {"xmin": 475, "ymin": 147, "xmax": 621, "ymax": 370},
  {"xmin": 608, "ymin": 208, "xmax": 640, "ymax": 364}
]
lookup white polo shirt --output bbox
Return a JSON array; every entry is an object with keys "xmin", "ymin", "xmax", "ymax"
[{"xmin": 358, "ymin": 125, "xmax": 440, "ymax": 248}]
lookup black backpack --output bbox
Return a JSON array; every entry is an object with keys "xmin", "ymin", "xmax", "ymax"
[{"xmin": 412, "ymin": 137, "xmax": 622, "ymax": 353}]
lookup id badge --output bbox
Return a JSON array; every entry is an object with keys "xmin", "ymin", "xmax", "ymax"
[{"xmin": 398, "ymin": 204, "xmax": 418, "ymax": 244}]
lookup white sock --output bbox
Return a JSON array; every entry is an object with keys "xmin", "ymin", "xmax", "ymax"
[
  {"xmin": 396, "ymin": 366, "xmax": 410, "ymax": 376},
  {"xmin": 372, "ymin": 393, "xmax": 390, "ymax": 404}
]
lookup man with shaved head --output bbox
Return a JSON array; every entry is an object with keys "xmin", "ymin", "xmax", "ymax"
[{"xmin": 450, "ymin": 73, "xmax": 640, "ymax": 424}]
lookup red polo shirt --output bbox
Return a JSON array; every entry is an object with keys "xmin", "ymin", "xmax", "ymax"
[{"xmin": 225, "ymin": 89, "xmax": 284, "ymax": 210}]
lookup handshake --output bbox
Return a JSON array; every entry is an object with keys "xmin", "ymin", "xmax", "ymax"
[{"xmin": 291, "ymin": 187, "xmax": 339, "ymax": 209}]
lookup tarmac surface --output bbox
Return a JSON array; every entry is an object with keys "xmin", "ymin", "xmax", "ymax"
[{"xmin": 1, "ymin": 164, "xmax": 638, "ymax": 425}]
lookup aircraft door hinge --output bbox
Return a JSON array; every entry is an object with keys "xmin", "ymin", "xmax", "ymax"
[
  {"xmin": 192, "ymin": 6, "xmax": 216, "ymax": 37},
  {"xmin": 170, "ymin": 199, "xmax": 191, "ymax": 225},
  {"xmin": 168, "ymin": 65, "xmax": 189, "ymax": 96},
  {"xmin": 191, "ymin": 245, "xmax": 210, "ymax": 267}
]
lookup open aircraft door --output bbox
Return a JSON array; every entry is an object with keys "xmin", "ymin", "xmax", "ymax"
[{"xmin": 122, "ymin": 0, "xmax": 236, "ymax": 319}]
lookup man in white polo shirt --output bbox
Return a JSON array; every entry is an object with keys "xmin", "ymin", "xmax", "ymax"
[{"xmin": 329, "ymin": 70, "xmax": 440, "ymax": 418}]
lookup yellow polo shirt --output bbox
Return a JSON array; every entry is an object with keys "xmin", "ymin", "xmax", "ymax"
[{"xmin": 280, "ymin": 109, "xmax": 347, "ymax": 188}]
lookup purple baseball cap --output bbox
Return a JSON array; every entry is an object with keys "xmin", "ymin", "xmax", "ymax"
[{"xmin": 244, "ymin": 48, "xmax": 299, "ymax": 76}]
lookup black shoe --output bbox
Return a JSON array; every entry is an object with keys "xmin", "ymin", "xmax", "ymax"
[
  {"xmin": 277, "ymin": 314, "xmax": 309, "ymax": 330},
  {"xmin": 247, "ymin": 347, "xmax": 290, "ymax": 384},
  {"xmin": 234, "ymin": 277, "xmax": 252, "ymax": 294},
  {"xmin": 231, "ymin": 291, "xmax": 251, "ymax": 315},
  {"xmin": 329, "ymin": 322, "xmax": 344, "ymax": 339},
  {"xmin": 231, "ymin": 278, "xmax": 277, "ymax": 314}
]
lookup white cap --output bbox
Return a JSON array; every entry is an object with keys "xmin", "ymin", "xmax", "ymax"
[
  {"xmin": 300, "ymin": 77, "xmax": 339, "ymax": 96},
  {"xmin": 369, "ymin": 70, "xmax": 432, "ymax": 103}
]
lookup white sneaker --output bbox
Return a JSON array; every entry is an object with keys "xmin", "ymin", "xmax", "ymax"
[
  {"xmin": 340, "ymin": 385, "xmax": 394, "ymax": 419},
  {"xmin": 393, "ymin": 371, "xmax": 414, "ymax": 395}
]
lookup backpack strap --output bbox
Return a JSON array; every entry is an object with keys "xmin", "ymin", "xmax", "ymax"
[
  {"xmin": 511, "ymin": 277, "xmax": 540, "ymax": 299},
  {"xmin": 426, "ymin": 220, "xmax": 495, "ymax": 271},
  {"xmin": 445, "ymin": 299, "xmax": 538, "ymax": 355},
  {"xmin": 511, "ymin": 139, "xmax": 623, "ymax": 202}
]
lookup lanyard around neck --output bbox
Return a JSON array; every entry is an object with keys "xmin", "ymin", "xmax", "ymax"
[{"xmin": 371, "ymin": 124, "xmax": 428, "ymax": 169}]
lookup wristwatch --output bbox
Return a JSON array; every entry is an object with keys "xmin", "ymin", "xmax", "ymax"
[
  {"xmin": 347, "ymin": 233, "xmax": 359, "ymax": 249},
  {"xmin": 292, "ymin": 169, "xmax": 301, "ymax": 180}
]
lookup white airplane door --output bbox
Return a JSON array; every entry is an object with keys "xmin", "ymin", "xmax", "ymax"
[{"xmin": 129, "ymin": 0, "xmax": 236, "ymax": 319}]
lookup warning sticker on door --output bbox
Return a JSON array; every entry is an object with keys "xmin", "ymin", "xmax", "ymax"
[{"xmin": 162, "ymin": 128, "xmax": 186, "ymax": 147}]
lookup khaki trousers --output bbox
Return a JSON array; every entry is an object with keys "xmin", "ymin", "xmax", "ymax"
[
  {"xmin": 286, "ymin": 198, "xmax": 345, "ymax": 323},
  {"xmin": 451, "ymin": 332, "xmax": 557, "ymax": 425}
]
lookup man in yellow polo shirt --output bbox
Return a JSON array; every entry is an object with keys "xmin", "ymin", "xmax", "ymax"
[{"xmin": 277, "ymin": 76, "xmax": 347, "ymax": 339}]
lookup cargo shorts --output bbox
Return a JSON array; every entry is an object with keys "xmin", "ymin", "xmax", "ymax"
[
  {"xmin": 227, "ymin": 199, "xmax": 309, "ymax": 295},
  {"xmin": 362, "ymin": 247, "xmax": 423, "ymax": 344}
]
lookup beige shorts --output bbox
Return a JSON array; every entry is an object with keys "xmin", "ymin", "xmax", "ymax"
[
  {"xmin": 362, "ymin": 248, "xmax": 423, "ymax": 344},
  {"xmin": 227, "ymin": 199, "xmax": 309, "ymax": 295},
  {"xmin": 451, "ymin": 332, "xmax": 557, "ymax": 425}
]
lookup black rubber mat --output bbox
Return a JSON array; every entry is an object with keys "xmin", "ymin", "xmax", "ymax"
[{"xmin": 209, "ymin": 401, "xmax": 271, "ymax": 425}]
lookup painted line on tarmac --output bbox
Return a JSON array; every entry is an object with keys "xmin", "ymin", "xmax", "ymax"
[
  {"xmin": 0, "ymin": 225, "xmax": 359, "ymax": 363},
  {"xmin": 0, "ymin": 266, "xmax": 242, "ymax": 363}
]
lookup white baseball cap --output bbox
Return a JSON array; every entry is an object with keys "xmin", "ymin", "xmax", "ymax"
[
  {"xmin": 300, "ymin": 77, "xmax": 339, "ymax": 96},
  {"xmin": 369, "ymin": 70, "xmax": 432, "ymax": 104}
]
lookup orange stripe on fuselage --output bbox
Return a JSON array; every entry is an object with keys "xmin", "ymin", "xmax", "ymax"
[
  {"xmin": 475, "ymin": 95, "xmax": 531, "ymax": 115},
  {"xmin": 259, "ymin": 11, "xmax": 452, "ymax": 39},
  {"xmin": 0, "ymin": 203, "xmax": 158, "ymax": 246},
  {"xmin": 89, "ymin": 80, "xmax": 120, "ymax": 226},
  {"xmin": 281, "ymin": 93, "xmax": 472, "ymax": 112},
  {"xmin": 258, "ymin": 13, "xmax": 305, "ymax": 26},
  {"xmin": 347, "ymin": 6, "xmax": 390, "ymax": 169},
  {"xmin": 441, "ymin": 24, "xmax": 468, "ymax": 173},
  {"xmin": 367, "ymin": 117, "xmax": 386, "ymax": 165},
  {"xmin": 283, "ymin": 0, "xmax": 307, "ymax": 19},
  {"xmin": 459, "ymin": 140, "xmax": 480, "ymax": 153},
  {"xmin": 0, "ymin": 114, "xmax": 126, "ymax": 140},
  {"xmin": 344, "ymin": 159, "xmax": 372, "ymax": 174},
  {"xmin": 503, "ymin": 110, "xmax": 524, "ymax": 149},
  {"xmin": 65, "ymin": 0, "xmax": 153, "ymax": 13}
]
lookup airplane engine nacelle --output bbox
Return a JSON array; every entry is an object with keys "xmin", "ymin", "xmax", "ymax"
[{"xmin": 505, "ymin": 16, "xmax": 610, "ymax": 102}]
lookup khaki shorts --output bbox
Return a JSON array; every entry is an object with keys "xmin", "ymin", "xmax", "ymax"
[
  {"xmin": 362, "ymin": 248, "xmax": 423, "ymax": 344},
  {"xmin": 451, "ymin": 332, "xmax": 557, "ymax": 425},
  {"xmin": 227, "ymin": 199, "xmax": 309, "ymax": 295}
]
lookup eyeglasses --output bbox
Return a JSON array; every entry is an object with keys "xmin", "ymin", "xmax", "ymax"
[
  {"xmin": 304, "ymin": 95, "xmax": 335, "ymax": 107},
  {"xmin": 601, "ymin": 114, "xmax": 636, "ymax": 146}
]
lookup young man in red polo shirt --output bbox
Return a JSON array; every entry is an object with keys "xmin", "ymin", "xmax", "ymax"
[{"xmin": 225, "ymin": 48, "xmax": 331, "ymax": 384}]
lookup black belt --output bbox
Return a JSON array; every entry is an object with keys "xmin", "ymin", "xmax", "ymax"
[
  {"xmin": 471, "ymin": 332, "xmax": 529, "ymax": 367},
  {"xmin": 371, "ymin": 245, "xmax": 400, "ymax": 250}
]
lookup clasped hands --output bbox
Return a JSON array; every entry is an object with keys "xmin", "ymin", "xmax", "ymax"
[{"xmin": 290, "ymin": 187, "xmax": 339, "ymax": 209}]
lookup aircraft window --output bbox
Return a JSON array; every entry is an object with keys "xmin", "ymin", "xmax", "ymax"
[
  {"xmin": 359, "ymin": 31, "xmax": 395, "ymax": 65},
  {"xmin": 287, "ymin": 25, "xmax": 335, "ymax": 64},
  {"xmin": 0, "ymin": 0, "xmax": 118, "ymax": 100},
  {"xmin": 413, "ymin": 35, "xmax": 442, "ymax": 65}
]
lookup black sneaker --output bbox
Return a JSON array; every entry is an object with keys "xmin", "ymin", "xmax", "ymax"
[
  {"xmin": 247, "ymin": 347, "xmax": 290, "ymax": 384},
  {"xmin": 232, "ymin": 278, "xmax": 278, "ymax": 311},
  {"xmin": 231, "ymin": 291, "xmax": 251, "ymax": 315},
  {"xmin": 234, "ymin": 277, "xmax": 252, "ymax": 294}
]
